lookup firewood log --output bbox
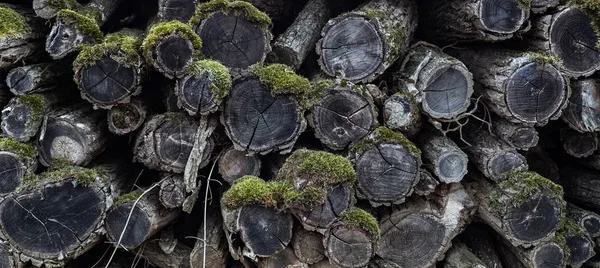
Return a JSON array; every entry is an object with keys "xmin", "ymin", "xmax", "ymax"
[
  {"xmin": 383, "ymin": 92, "xmax": 422, "ymax": 138},
  {"xmin": 559, "ymin": 165, "xmax": 600, "ymax": 210},
  {"xmin": 295, "ymin": 183, "xmax": 355, "ymax": 233},
  {"xmin": 258, "ymin": 247, "xmax": 308, "ymax": 268},
  {"xmin": 316, "ymin": 0, "xmax": 417, "ymax": 83},
  {"xmin": 6, "ymin": 61, "xmax": 70, "ymax": 96},
  {"xmin": 291, "ymin": 228, "xmax": 325, "ymax": 265},
  {"xmin": 218, "ymin": 146, "xmax": 261, "ymax": 184},
  {"xmin": 33, "ymin": 0, "xmax": 82, "ymax": 19},
  {"xmin": 418, "ymin": 133, "xmax": 468, "ymax": 183},
  {"xmin": 0, "ymin": 138, "xmax": 38, "ymax": 197},
  {"xmin": 442, "ymin": 242, "xmax": 487, "ymax": 268},
  {"xmin": 189, "ymin": 202, "xmax": 227, "ymax": 268},
  {"xmin": 106, "ymin": 98, "xmax": 148, "ymax": 135},
  {"xmin": 158, "ymin": 173, "xmax": 186, "ymax": 209},
  {"xmin": 413, "ymin": 170, "xmax": 439, "ymax": 196},
  {"xmin": 568, "ymin": 203, "xmax": 600, "ymax": 239},
  {"xmin": 560, "ymin": 128, "xmax": 599, "ymax": 158},
  {"xmin": 562, "ymin": 78, "xmax": 600, "ymax": 133},
  {"xmin": 492, "ymin": 115, "xmax": 539, "ymax": 151},
  {"xmin": 531, "ymin": 0, "xmax": 559, "ymax": 14},
  {"xmin": 158, "ymin": 0, "xmax": 197, "ymax": 22},
  {"xmin": 561, "ymin": 219, "xmax": 596, "ymax": 267},
  {"xmin": 459, "ymin": 224, "xmax": 505, "ymax": 268},
  {"xmin": 494, "ymin": 231, "xmax": 569, "ymax": 268},
  {"xmin": 0, "ymin": 4, "xmax": 46, "ymax": 70},
  {"xmin": 174, "ymin": 60, "xmax": 231, "ymax": 116}
]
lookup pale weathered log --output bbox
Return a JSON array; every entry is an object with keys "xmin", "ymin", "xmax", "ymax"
[
  {"xmin": 531, "ymin": 0, "xmax": 559, "ymax": 14},
  {"xmin": 492, "ymin": 115, "xmax": 539, "ymax": 151},
  {"xmin": 158, "ymin": 0, "xmax": 197, "ymax": 22},
  {"xmin": 568, "ymin": 203, "xmax": 600, "ymax": 239},
  {"xmin": 6, "ymin": 61, "xmax": 70, "ymax": 96},
  {"xmin": 189, "ymin": 202, "xmax": 227, "ymax": 268},
  {"xmin": 258, "ymin": 247, "xmax": 309, "ymax": 268},
  {"xmin": 459, "ymin": 224, "xmax": 505, "ymax": 268},
  {"xmin": 33, "ymin": 0, "xmax": 81, "ymax": 19},
  {"xmin": 560, "ymin": 128, "xmax": 598, "ymax": 158},
  {"xmin": 175, "ymin": 60, "xmax": 231, "ymax": 116},
  {"xmin": 218, "ymin": 146, "xmax": 261, "ymax": 184},
  {"xmin": 106, "ymin": 98, "xmax": 148, "ymax": 135},
  {"xmin": 413, "ymin": 170, "xmax": 439, "ymax": 196},
  {"xmin": 0, "ymin": 138, "xmax": 38, "ymax": 197},
  {"xmin": 0, "ymin": 4, "xmax": 46, "ymax": 70},
  {"xmin": 377, "ymin": 183, "xmax": 476, "ymax": 267},
  {"xmin": 137, "ymin": 238, "xmax": 192, "ymax": 268},
  {"xmin": 442, "ymin": 242, "xmax": 487, "ymax": 268},
  {"xmin": 419, "ymin": 133, "xmax": 468, "ymax": 183},
  {"xmin": 291, "ymin": 228, "xmax": 325, "ymax": 265},
  {"xmin": 158, "ymin": 173, "xmax": 186, "ymax": 209},
  {"xmin": 383, "ymin": 92, "xmax": 422, "ymax": 138},
  {"xmin": 562, "ymin": 78, "xmax": 600, "ymax": 133},
  {"xmin": 559, "ymin": 165, "xmax": 600, "ymax": 210},
  {"xmin": 325, "ymin": 208, "xmax": 379, "ymax": 268},
  {"xmin": 316, "ymin": 0, "xmax": 417, "ymax": 83}
]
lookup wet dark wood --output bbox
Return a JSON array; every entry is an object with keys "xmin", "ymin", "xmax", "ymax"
[
  {"xmin": 106, "ymin": 98, "xmax": 148, "ymax": 135},
  {"xmin": 562, "ymin": 78, "xmax": 600, "ymax": 133},
  {"xmin": 0, "ymin": 4, "xmax": 46, "ymax": 70},
  {"xmin": 218, "ymin": 147, "xmax": 261, "ymax": 184},
  {"xmin": 6, "ymin": 61, "xmax": 70, "ymax": 96}
]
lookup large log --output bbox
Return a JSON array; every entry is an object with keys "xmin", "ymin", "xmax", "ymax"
[
  {"xmin": 377, "ymin": 183, "xmax": 475, "ymax": 267},
  {"xmin": 453, "ymin": 48, "xmax": 570, "ymax": 126},
  {"xmin": 158, "ymin": 0, "xmax": 196, "ymax": 22},
  {"xmin": 190, "ymin": 0, "xmax": 273, "ymax": 75},
  {"xmin": 562, "ymin": 78, "xmax": 600, "ymax": 133},
  {"xmin": 383, "ymin": 92, "xmax": 422, "ymax": 138},
  {"xmin": 316, "ymin": 0, "xmax": 417, "ymax": 83},
  {"xmin": 442, "ymin": 242, "xmax": 487, "ymax": 268},
  {"xmin": 218, "ymin": 146, "xmax": 261, "ymax": 184},
  {"xmin": 466, "ymin": 171, "xmax": 565, "ymax": 247},
  {"xmin": 33, "ymin": 0, "xmax": 81, "ymax": 19},
  {"xmin": 189, "ymin": 202, "xmax": 227, "ymax": 268},
  {"xmin": 137, "ymin": 238, "xmax": 192, "ymax": 268},
  {"xmin": 37, "ymin": 103, "xmax": 108, "ymax": 167},
  {"xmin": 492, "ymin": 115, "xmax": 539, "ymax": 151},
  {"xmin": 418, "ymin": 133, "xmax": 468, "ymax": 183},
  {"xmin": 0, "ymin": 4, "xmax": 46, "ymax": 70},
  {"xmin": 6, "ymin": 61, "xmax": 70, "ymax": 96},
  {"xmin": 493, "ymin": 231, "xmax": 569, "ymax": 268},
  {"xmin": 0, "ymin": 138, "xmax": 38, "ymax": 197},
  {"xmin": 394, "ymin": 42, "xmax": 474, "ymax": 119},
  {"xmin": 559, "ymin": 165, "xmax": 600, "ymax": 210},
  {"xmin": 568, "ymin": 203, "xmax": 600, "ymax": 239},
  {"xmin": 418, "ymin": 0, "xmax": 530, "ymax": 42},
  {"xmin": 175, "ymin": 60, "xmax": 231, "ymax": 116},
  {"xmin": 560, "ymin": 128, "xmax": 599, "ymax": 158},
  {"xmin": 106, "ymin": 98, "xmax": 148, "ymax": 135}
]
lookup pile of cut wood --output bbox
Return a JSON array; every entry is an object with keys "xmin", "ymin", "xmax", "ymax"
[{"xmin": 0, "ymin": 0, "xmax": 599, "ymax": 267}]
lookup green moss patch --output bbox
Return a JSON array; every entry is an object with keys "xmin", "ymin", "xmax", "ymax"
[
  {"xmin": 47, "ymin": 0, "xmax": 79, "ymax": 11},
  {"xmin": 18, "ymin": 94, "xmax": 45, "ymax": 129},
  {"xmin": 277, "ymin": 149, "xmax": 357, "ymax": 187},
  {"xmin": 312, "ymin": 79, "xmax": 335, "ymax": 93},
  {"xmin": 56, "ymin": 9, "xmax": 103, "ymax": 43},
  {"xmin": 352, "ymin": 127, "xmax": 421, "ymax": 157},
  {"xmin": 524, "ymin": 52, "xmax": 563, "ymax": 67},
  {"xmin": 189, "ymin": 60, "xmax": 232, "ymax": 102},
  {"xmin": 74, "ymin": 29, "xmax": 143, "ymax": 70},
  {"xmin": 0, "ymin": 138, "xmax": 36, "ymax": 158},
  {"xmin": 0, "ymin": 6, "xmax": 31, "ymax": 38},
  {"xmin": 190, "ymin": 0, "xmax": 271, "ymax": 30},
  {"xmin": 115, "ymin": 190, "xmax": 143, "ymax": 204},
  {"xmin": 569, "ymin": 0, "xmax": 600, "ymax": 48},
  {"xmin": 110, "ymin": 105, "xmax": 136, "ymax": 128},
  {"xmin": 340, "ymin": 208, "xmax": 380, "ymax": 240},
  {"xmin": 40, "ymin": 165, "xmax": 107, "ymax": 188},
  {"xmin": 519, "ymin": 0, "xmax": 532, "ymax": 9},
  {"xmin": 488, "ymin": 171, "xmax": 564, "ymax": 214},
  {"xmin": 142, "ymin": 21, "xmax": 202, "ymax": 61},
  {"xmin": 254, "ymin": 64, "xmax": 317, "ymax": 109}
]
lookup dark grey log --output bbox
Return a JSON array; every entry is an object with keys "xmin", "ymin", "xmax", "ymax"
[
  {"xmin": 46, "ymin": 0, "xmax": 124, "ymax": 59},
  {"xmin": 158, "ymin": 0, "xmax": 196, "ymax": 22},
  {"xmin": 494, "ymin": 230, "xmax": 569, "ymax": 268},
  {"xmin": 531, "ymin": 0, "xmax": 559, "ymax": 14},
  {"xmin": 453, "ymin": 48, "xmax": 569, "ymax": 126},
  {"xmin": 525, "ymin": 143, "xmax": 560, "ymax": 182},
  {"xmin": 33, "ymin": 0, "xmax": 81, "ymax": 19},
  {"xmin": 418, "ymin": 0, "xmax": 530, "ymax": 42},
  {"xmin": 37, "ymin": 103, "xmax": 108, "ymax": 167},
  {"xmin": 394, "ymin": 43, "xmax": 474, "ymax": 119},
  {"xmin": 526, "ymin": 5, "xmax": 600, "ymax": 77},
  {"xmin": 189, "ymin": 202, "xmax": 227, "ymax": 268},
  {"xmin": 295, "ymin": 183, "xmax": 355, "ymax": 233},
  {"xmin": 317, "ymin": 0, "xmax": 417, "ymax": 83},
  {"xmin": 419, "ymin": 133, "xmax": 468, "ymax": 183},
  {"xmin": 561, "ymin": 220, "xmax": 596, "ymax": 268},
  {"xmin": 568, "ymin": 203, "xmax": 600, "ymax": 239},
  {"xmin": 462, "ymin": 124, "xmax": 528, "ymax": 181},
  {"xmin": 562, "ymin": 78, "xmax": 600, "ymax": 133},
  {"xmin": 159, "ymin": 173, "xmax": 186, "ymax": 209},
  {"xmin": 466, "ymin": 171, "xmax": 565, "ymax": 247},
  {"xmin": 492, "ymin": 115, "xmax": 539, "ymax": 151},
  {"xmin": 190, "ymin": 0, "xmax": 273, "ymax": 74},
  {"xmin": 0, "ymin": 139, "xmax": 38, "ymax": 197},
  {"xmin": 292, "ymin": 228, "xmax": 325, "ymax": 265},
  {"xmin": 559, "ymin": 166, "xmax": 600, "ymax": 210},
  {"xmin": 561, "ymin": 128, "xmax": 598, "ymax": 158},
  {"xmin": 107, "ymin": 98, "xmax": 148, "ymax": 135},
  {"xmin": 235, "ymin": 205, "xmax": 293, "ymax": 258},
  {"xmin": 413, "ymin": 170, "xmax": 439, "ymax": 196},
  {"xmin": 0, "ymin": 4, "xmax": 46, "ymax": 70},
  {"xmin": 442, "ymin": 242, "xmax": 487, "ymax": 268},
  {"xmin": 134, "ymin": 113, "xmax": 213, "ymax": 173},
  {"xmin": 459, "ymin": 224, "xmax": 504, "ymax": 268},
  {"xmin": 258, "ymin": 247, "xmax": 308, "ymax": 268},
  {"xmin": 6, "ymin": 61, "xmax": 70, "ymax": 96},
  {"xmin": 137, "ymin": 238, "xmax": 192, "ymax": 268},
  {"xmin": 312, "ymin": 259, "xmax": 340, "ymax": 268},
  {"xmin": 308, "ymin": 80, "xmax": 378, "ymax": 151},
  {"xmin": 0, "ymin": 243, "xmax": 17, "ymax": 268},
  {"xmin": 175, "ymin": 60, "xmax": 231, "ymax": 116},
  {"xmin": 383, "ymin": 92, "xmax": 422, "ymax": 138},
  {"xmin": 267, "ymin": 0, "xmax": 330, "ymax": 69},
  {"xmin": 218, "ymin": 146, "xmax": 261, "ymax": 184},
  {"xmin": 348, "ymin": 128, "xmax": 422, "ymax": 206},
  {"xmin": 74, "ymin": 29, "xmax": 145, "ymax": 109},
  {"xmin": 324, "ymin": 208, "xmax": 379, "ymax": 268},
  {"xmin": 377, "ymin": 183, "xmax": 476, "ymax": 267}
]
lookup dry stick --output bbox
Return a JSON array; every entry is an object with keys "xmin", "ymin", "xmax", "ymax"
[
  {"xmin": 202, "ymin": 156, "xmax": 219, "ymax": 268},
  {"xmin": 184, "ymin": 115, "xmax": 217, "ymax": 193}
]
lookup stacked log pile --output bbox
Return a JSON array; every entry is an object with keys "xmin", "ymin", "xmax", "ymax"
[{"xmin": 1, "ymin": 0, "xmax": 600, "ymax": 267}]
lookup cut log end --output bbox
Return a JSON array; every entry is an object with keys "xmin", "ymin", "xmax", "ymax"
[
  {"xmin": 422, "ymin": 66, "xmax": 472, "ymax": 119},
  {"xmin": 238, "ymin": 205, "xmax": 293, "ymax": 257},
  {"xmin": 7, "ymin": 68, "xmax": 33, "ymax": 95},
  {"xmin": 159, "ymin": 173, "xmax": 185, "ymax": 209},
  {"xmin": 153, "ymin": 35, "xmax": 195, "ymax": 79},
  {"xmin": 480, "ymin": 0, "xmax": 526, "ymax": 34},
  {"xmin": 79, "ymin": 57, "xmax": 138, "ymax": 107},
  {"xmin": 532, "ymin": 242, "xmax": 568, "ymax": 268},
  {"xmin": 0, "ymin": 152, "xmax": 25, "ymax": 195},
  {"xmin": 1, "ymin": 101, "xmax": 37, "ymax": 142},
  {"xmin": 159, "ymin": 0, "xmax": 196, "ymax": 22},
  {"xmin": 561, "ymin": 129, "xmax": 599, "ymax": 158},
  {"xmin": 326, "ymin": 225, "xmax": 374, "ymax": 268},
  {"xmin": 292, "ymin": 229, "xmax": 325, "ymax": 264},
  {"xmin": 296, "ymin": 184, "xmax": 353, "ymax": 232},
  {"xmin": 105, "ymin": 204, "xmax": 151, "ymax": 250},
  {"xmin": 504, "ymin": 194, "xmax": 562, "ymax": 244},
  {"xmin": 218, "ymin": 148, "xmax": 261, "ymax": 184},
  {"xmin": 383, "ymin": 93, "xmax": 422, "ymax": 137},
  {"xmin": 487, "ymin": 151, "xmax": 528, "ymax": 179},
  {"xmin": 566, "ymin": 232, "xmax": 595, "ymax": 267},
  {"xmin": 39, "ymin": 119, "xmax": 89, "ymax": 166},
  {"xmin": 176, "ymin": 73, "xmax": 219, "ymax": 116}
]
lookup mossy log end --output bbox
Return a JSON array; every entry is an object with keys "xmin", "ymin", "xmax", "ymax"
[
  {"xmin": 0, "ymin": 139, "xmax": 37, "ymax": 197},
  {"xmin": 0, "ymin": 4, "xmax": 46, "ymax": 70},
  {"xmin": 324, "ymin": 209, "xmax": 379, "ymax": 268}
]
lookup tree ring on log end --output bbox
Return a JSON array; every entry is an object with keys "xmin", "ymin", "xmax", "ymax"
[
  {"xmin": 355, "ymin": 144, "xmax": 419, "ymax": 205},
  {"xmin": 377, "ymin": 213, "xmax": 445, "ymax": 267},
  {"xmin": 0, "ymin": 152, "xmax": 24, "ymax": 195},
  {"xmin": 504, "ymin": 194, "xmax": 561, "ymax": 243},
  {"xmin": 80, "ymin": 57, "xmax": 137, "ymax": 106},
  {"xmin": 487, "ymin": 151, "xmax": 527, "ymax": 178},
  {"xmin": 326, "ymin": 226, "xmax": 373, "ymax": 267},
  {"xmin": 582, "ymin": 215, "xmax": 600, "ymax": 237},
  {"xmin": 319, "ymin": 15, "xmax": 384, "ymax": 82},
  {"xmin": 198, "ymin": 12, "xmax": 268, "ymax": 70},
  {"xmin": 566, "ymin": 233, "xmax": 594, "ymax": 265},
  {"xmin": 550, "ymin": 8, "xmax": 600, "ymax": 77},
  {"xmin": 296, "ymin": 184, "xmax": 353, "ymax": 231},
  {"xmin": 479, "ymin": 0, "xmax": 526, "ymax": 34},
  {"xmin": 0, "ymin": 181, "xmax": 105, "ymax": 260},
  {"xmin": 509, "ymin": 127, "xmax": 539, "ymax": 149},
  {"xmin": 238, "ymin": 205, "xmax": 292, "ymax": 257},
  {"xmin": 223, "ymin": 77, "xmax": 305, "ymax": 154},
  {"xmin": 506, "ymin": 62, "xmax": 566, "ymax": 124},
  {"xmin": 154, "ymin": 35, "xmax": 195, "ymax": 78},
  {"xmin": 532, "ymin": 243, "xmax": 565, "ymax": 268},
  {"xmin": 437, "ymin": 152, "xmax": 468, "ymax": 182},
  {"xmin": 177, "ymin": 72, "xmax": 218, "ymax": 115},
  {"xmin": 105, "ymin": 204, "xmax": 151, "ymax": 250},
  {"xmin": 154, "ymin": 119, "xmax": 198, "ymax": 171},
  {"xmin": 108, "ymin": 103, "xmax": 144, "ymax": 135},
  {"xmin": 7, "ymin": 68, "xmax": 33, "ymax": 95},
  {"xmin": 1, "ymin": 103, "xmax": 31, "ymax": 139},
  {"xmin": 39, "ymin": 118, "xmax": 87, "ymax": 166},
  {"xmin": 312, "ymin": 90, "xmax": 375, "ymax": 150},
  {"xmin": 422, "ymin": 66, "xmax": 472, "ymax": 118}
]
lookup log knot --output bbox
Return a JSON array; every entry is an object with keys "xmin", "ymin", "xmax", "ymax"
[{"xmin": 339, "ymin": 208, "xmax": 380, "ymax": 240}]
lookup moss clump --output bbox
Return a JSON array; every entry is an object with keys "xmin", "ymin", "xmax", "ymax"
[
  {"xmin": 115, "ymin": 190, "xmax": 143, "ymax": 204},
  {"xmin": 222, "ymin": 176, "xmax": 326, "ymax": 210},
  {"xmin": 277, "ymin": 149, "xmax": 357, "ymax": 186},
  {"xmin": 313, "ymin": 79, "xmax": 335, "ymax": 93},
  {"xmin": 189, "ymin": 60, "xmax": 232, "ymax": 102},
  {"xmin": 189, "ymin": 0, "xmax": 272, "ymax": 30},
  {"xmin": 552, "ymin": 231, "xmax": 570, "ymax": 256},
  {"xmin": 254, "ymin": 64, "xmax": 317, "ymax": 109},
  {"xmin": 21, "ymin": 173, "xmax": 39, "ymax": 189},
  {"xmin": 0, "ymin": 6, "xmax": 31, "ymax": 38},
  {"xmin": 110, "ymin": 105, "xmax": 136, "ymax": 128},
  {"xmin": 488, "ymin": 171, "xmax": 565, "ymax": 214},
  {"xmin": 525, "ymin": 52, "xmax": 563, "ymax": 67},
  {"xmin": 519, "ymin": 0, "xmax": 532, "ymax": 9},
  {"xmin": 352, "ymin": 127, "xmax": 422, "ymax": 157},
  {"xmin": 142, "ymin": 21, "xmax": 202, "ymax": 61},
  {"xmin": 18, "ymin": 94, "xmax": 45, "ymax": 129},
  {"xmin": 0, "ymin": 138, "xmax": 36, "ymax": 158},
  {"xmin": 47, "ymin": 0, "xmax": 80, "ymax": 11},
  {"xmin": 41, "ymin": 165, "xmax": 107, "ymax": 188},
  {"xmin": 340, "ymin": 208, "xmax": 380, "ymax": 240},
  {"xmin": 359, "ymin": 8, "xmax": 405, "ymax": 61},
  {"xmin": 56, "ymin": 9, "xmax": 103, "ymax": 43},
  {"xmin": 74, "ymin": 29, "xmax": 143, "ymax": 70}
]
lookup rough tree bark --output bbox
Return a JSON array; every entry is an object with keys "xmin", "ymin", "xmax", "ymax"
[
  {"xmin": 158, "ymin": 172, "xmax": 186, "ymax": 209},
  {"xmin": 568, "ymin": 203, "xmax": 600, "ymax": 239},
  {"xmin": 258, "ymin": 247, "xmax": 308, "ymax": 268},
  {"xmin": 218, "ymin": 146, "xmax": 261, "ymax": 184},
  {"xmin": 137, "ymin": 238, "xmax": 192, "ymax": 268},
  {"xmin": 106, "ymin": 98, "xmax": 148, "ymax": 135},
  {"xmin": 291, "ymin": 228, "xmax": 325, "ymax": 265},
  {"xmin": 0, "ymin": 139, "xmax": 38, "ymax": 197},
  {"xmin": 33, "ymin": 0, "xmax": 82, "ymax": 19},
  {"xmin": 383, "ymin": 92, "xmax": 422, "ymax": 138},
  {"xmin": 158, "ymin": 0, "xmax": 197, "ymax": 22},
  {"xmin": 560, "ymin": 128, "xmax": 598, "ymax": 158},
  {"xmin": 418, "ymin": 132, "xmax": 468, "ymax": 183},
  {"xmin": 316, "ymin": 0, "xmax": 417, "ymax": 83},
  {"xmin": 442, "ymin": 242, "xmax": 487, "ymax": 268},
  {"xmin": 189, "ymin": 202, "xmax": 227, "ymax": 268},
  {"xmin": 531, "ymin": 0, "xmax": 559, "ymax": 14},
  {"xmin": 559, "ymin": 165, "xmax": 600, "ymax": 210},
  {"xmin": 324, "ymin": 209, "xmax": 380, "ymax": 268},
  {"xmin": 6, "ymin": 61, "xmax": 70, "ymax": 96},
  {"xmin": 0, "ymin": 4, "xmax": 46, "ymax": 70},
  {"xmin": 175, "ymin": 60, "xmax": 231, "ymax": 116},
  {"xmin": 493, "ymin": 231, "xmax": 569, "ymax": 268},
  {"xmin": 491, "ymin": 115, "xmax": 539, "ymax": 151},
  {"xmin": 562, "ymin": 78, "xmax": 600, "ymax": 133}
]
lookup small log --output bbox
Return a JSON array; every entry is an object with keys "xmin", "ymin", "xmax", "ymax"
[
  {"xmin": 453, "ymin": 48, "xmax": 569, "ymax": 126},
  {"xmin": 190, "ymin": 0, "xmax": 273, "ymax": 74},
  {"xmin": 419, "ymin": 133, "xmax": 468, "ymax": 183},
  {"xmin": 568, "ymin": 203, "xmax": 600, "ymax": 239},
  {"xmin": 33, "ymin": 0, "xmax": 81, "ymax": 19},
  {"xmin": 394, "ymin": 42, "xmax": 474, "ymax": 119},
  {"xmin": 526, "ymin": 4, "xmax": 600, "ymax": 78},
  {"xmin": 418, "ymin": 0, "xmax": 530, "ymax": 42},
  {"xmin": 491, "ymin": 115, "xmax": 539, "ymax": 151},
  {"xmin": 258, "ymin": 247, "xmax": 309, "ymax": 268},
  {"xmin": 562, "ymin": 78, "xmax": 600, "ymax": 133},
  {"xmin": 158, "ymin": 0, "xmax": 197, "ymax": 22},
  {"xmin": 0, "ymin": 242, "xmax": 17, "ymax": 268},
  {"xmin": 137, "ymin": 238, "xmax": 192, "ymax": 268},
  {"xmin": 531, "ymin": 0, "xmax": 559, "ymax": 14},
  {"xmin": 560, "ymin": 128, "xmax": 598, "ymax": 158},
  {"xmin": 142, "ymin": 21, "xmax": 202, "ymax": 79},
  {"xmin": 413, "ymin": 170, "xmax": 439, "ymax": 196},
  {"xmin": 494, "ymin": 232, "xmax": 569, "ymax": 268},
  {"xmin": 308, "ymin": 80, "xmax": 378, "ymax": 151},
  {"xmin": 106, "ymin": 98, "xmax": 148, "ymax": 135},
  {"xmin": 295, "ymin": 183, "xmax": 355, "ymax": 233},
  {"xmin": 189, "ymin": 202, "xmax": 227, "ymax": 268},
  {"xmin": 466, "ymin": 171, "xmax": 565, "ymax": 247},
  {"xmin": 175, "ymin": 60, "xmax": 231, "ymax": 116},
  {"xmin": 525, "ymin": 143, "xmax": 560, "ymax": 182},
  {"xmin": 158, "ymin": 173, "xmax": 186, "ymax": 209},
  {"xmin": 134, "ymin": 113, "xmax": 213, "ymax": 173},
  {"xmin": 46, "ymin": 0, "xmax": 123, "ymax": 59},
  {"xmin": 316, "ymin": 0, "xmax": 417, "ymax": 83},
  {"xmin": 383, "ymin": 92, "xmax": 422, "ymax": 138},
  {"xmin": 348, "ymin": 127, "xmax": 422, "ymax": 206},
  {"xmin": 442, "ymin": 242, "xmax": 487, "ymax": 268},
  {"xmin": 0, "ymin": 4, "xmax": 46, "ymax": 70},
  {"xmin": 0, "ymin": 138, "xmax": 38, "ymax": 196},
  {"xmin": 6, "ymin": 61, "xmax": 70, "ymax": 96},
  {"xmin": 459, "ymin": 224, "xmax": 505, "ymax": 268},
  {"xmin": 218, "ymin": 147, "xmax": 261, "ymax": 184},
  {"xmin": 559, "ymin": 166, "xmax": 600, "ymax": 210},
  {"xmin": 37, "ymin": 103, "xmax": 108, "ymax": 167},
  {"xmin": 292, "ymin": 228, "xmax": 325, "ymax": 265},
  {"xmin": 324, "ymin": 208, "xmax": 379, "ymax": 268},
  {"xmin": 377, "ymin": 183, "xmax": 476, "ymax": 267},
  {"xmin": 561, "ymin": 220, "xmax": 596, "ymax": 268},
  {"xmin": 267, "ymin": 0, "xmax": 330, "ymax": 69},
  {"xmin": 74, "ymin": 29, "xmax": 145, "ymax": 109}
]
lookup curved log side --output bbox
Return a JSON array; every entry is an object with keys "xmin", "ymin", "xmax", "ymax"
[
  {"xmin": 317, "ymin": 0, "xmax": 417, "ymax": 83},
  {"xmin": 218, "ymin": 147, "xmax": 261, "ymax": 184},
  {"xmin": 0, "ymin": 140, "xmax": 37, "ymax": 197},
  {"xmin": 419, "ymin": 133, "xmax": 468, "ymax": 183},
  {"xmin": 531, "ymin": 0, "xmax": 559, "ymax": 14},
  {"xmin": 158, "ymin": 0, "xmax": 196, "ymax": 22},
  {"xmin": 377, "ymin": 183, "xmax": 475, "ymax": 268},
  {"xmin": 295, "ymin": 184, "xmax": 355, "ymax": 233},
  {"xmin": 0, "ymin": 4, "xmax": 46, "ymax": 70},
  {"xmin": 562, "ymin": 78, "xmax": 600, "ymax": 133},
  {"xmin": 491, "ymin": 116, "xmax": 539, "ymax": 151},
  {"xmin": 292, "ymin": 228, "xmax": 325, "ymax": 265},
  {"xmin": 33, "ymin": 0, "xmax": 81, "ymax": 19},
  {"xmin": 6, "ymin": 61, "xmax": 70, "ymax": 96},
  {"xmin": 37, "ymin": 103, "xmax": 108, "ymax": 167},
  {"xmin": 137, "ymin": 238, "xmax": 192, "ymax": 268},
  {"xmin": 383, "ymin": 93, "xmax": 422, "ymax": 138},
  {"xmin": 418, "ymin": 0, "xmax": 530, "ymax": 42},
  {"xmin": 107, "ymin": 98, "xmax": 148, "ymax": 135},
  {"xmin": 158, "ymin": 172, "xmax": 186, "ymax": 209},
  {"xmin": 560, "ymin": 128, "xmax": 599, "ymax": 158},
  {"xmin": 189, "ymin": 202, "xmax": 227, "ymax": 268},
  {"xmin": 568, "ymin": 203, "xmax": 600, "ymax": 239},
  {"xmin": 442, "ymin": 242, "xmax": 488, "ymax": 268}
]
